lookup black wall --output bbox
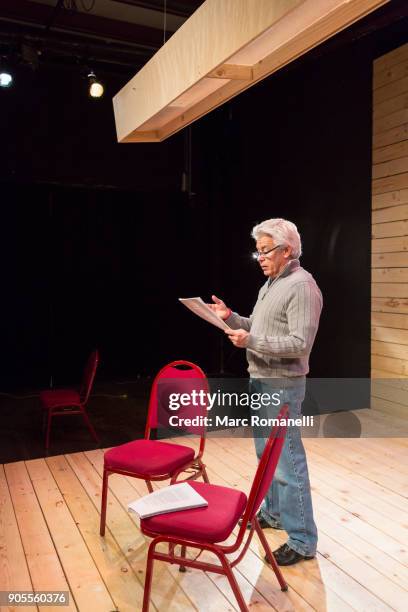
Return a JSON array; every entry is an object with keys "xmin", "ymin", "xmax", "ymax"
[{"xmin": 0, "ymin": 17, "xmax": 407, "ymax": 389}]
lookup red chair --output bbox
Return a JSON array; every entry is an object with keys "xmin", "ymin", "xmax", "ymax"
[
  {"xmin": 140, "ymin": 405, "xmax": 289, "ymax": 612},
  {"xmin": 40, "ymin": 350, "xmax": 99, "ymax": 449},
  {"xmin": 100, "ymin": 360, "xmax": 210, "ymax": 536}
]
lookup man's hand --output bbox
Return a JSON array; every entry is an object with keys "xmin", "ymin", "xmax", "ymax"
[
  {"xmin": 207, "ymin": 295, "xmax": 231, "ymax": 320},
  {"xmin": 225, "ymin": 328, "xmax": 250, "ymax": 348}
]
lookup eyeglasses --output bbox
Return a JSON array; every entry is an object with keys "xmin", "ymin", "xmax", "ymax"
[{"xmin": 252, "ymin": 245, "xmax": 282, "ymax": 261}]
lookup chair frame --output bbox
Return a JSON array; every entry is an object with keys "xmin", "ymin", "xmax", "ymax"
[
  {"xmin": 42, "ymin": 349, "xmax": 100, "ymax": 450},
  {"xmin": 100, "ymin": 360, "xmax": 210, "ymax": 536},
  {"xmin": 140, "ymin": 405, "xmax": 289, "ymax": 612}
]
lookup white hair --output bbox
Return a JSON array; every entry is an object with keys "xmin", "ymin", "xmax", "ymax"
[{"xmin": 251, "ymin": 218, "xmax": 302, "ymax": 259}]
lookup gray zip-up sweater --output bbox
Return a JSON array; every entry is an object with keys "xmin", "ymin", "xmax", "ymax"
[{"xmin": 226, "ymin": 259, "xmax": 322, "ymax": 379}]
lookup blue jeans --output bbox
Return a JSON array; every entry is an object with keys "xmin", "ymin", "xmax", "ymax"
[{"xmin": 251, "ymin": 378, "xmax": 317, "ymax": 557}]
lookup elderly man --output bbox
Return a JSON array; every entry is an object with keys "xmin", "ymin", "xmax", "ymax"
[{"xmin": 210, "ymin": 218, "xmax": 322, "ymax": 566}]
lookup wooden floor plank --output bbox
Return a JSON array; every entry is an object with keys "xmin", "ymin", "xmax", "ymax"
[
  {"xmin": 208, "ymin": 435, "xmax": 408, "ymax": 562},
  {"xmin": 342, "ymin": 437, "xmax": 408, "ymax": 479},
  {"xmin": 67, "ymin": 451, "xmax": 204, "ymax": 611},
  {"xmin": 99, "ymin": 454, "xmax": 312, "ymax": 612},
  {"xmin": 97, "ymin": 461, "xmax": 247, "ymax": 611},
  {"xmin": 0, "ymin": 465, "xmax": 37, "ymax": 612},
  {"xmin": 81, "ymin": 449, "xmax": 262, "ymax": 612},
  {"xmin": 91, "ymin": 448, "xmax": 320, "ymax": 612},
  {"xmin": 312, "ymin": 487, "xmax": 408, "ymax": 567},
  {"xmin": 66, "ymin": 451, "xmax": 224, "ymax": 612},
  {"xmin": 4, "ymin": 461, "xmax": 77, "ymax": 612},
  {"xmin": 356, "ymin": 437, "xmax": 408, "ymax": 459},
  {"xmin": 311, "ymin": 456, "xmax": 408, "ymax": 516},
  {"xmin": 113, "ymin": 470, "xmax": 294, "ymax": 612},
  {"xmin": 310, "ymin": 469, "xmax": 408, "ymax": 542},
  {"xmin": 198, "ymin": 453, "xmax": 384, "ymax": 611},
  {"xmin": 3, "ymin": 436, "xmax": 408, "ymax": 611},
  {"xmin": 45, "ymin": 454, "xmax": 147, "ymax": 612},
  {"xmin": 180, "ymin": 437, "xmax": 357, "ymax": 611},
  {"xmin": 307, "ymin": 437, "xmax": 408, "ymax": 487},
  {"xmin": 320, "ymin": 437, "xmax": 408, "ymax": 474},
  {"xmin": 372, "ymin": 437, "xmax": 408, "ymax": 449},
  {"xmin": 314, "ymin": 508, "xmax": 408, "ymax": 592},
  {"xmin": 25, "ymin": 459, "xmax": 116, "ymax": 612},
  {"xmin": 316, "ymin": 529, "xmax": 408, "ymax": 609},
  {"xmin": 114, "ymin": 459, "xmax": 340, "ymax": 612},
  {"xmin": 304, "ymin": 439, "xmax": 408, "ymax": 511},
  {"xmin": 209, "ymin": 434, "xmax": 408, "ymax": 526},
  {"xmin": 336, "ymin": 408, "xmax": 408, "ymax": 438},
  {"xmin": 237, "ymin": 439, "xmax": 408, "ymax": 549},
  {"xmin": 302, "ymin": 444, "xmax": 408, "ymax": 522},
  {"xmin": 370, "ymin": 462, "xmax": 408, "ymax": 490},
  {"xmin": 200, "ymin": 436, "xmax": 408, "ymax": 608}
]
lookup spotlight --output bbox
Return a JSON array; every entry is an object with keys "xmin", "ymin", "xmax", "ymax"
[
  {"xmin": 0, "ymin": 71, "xmax": 13, "ymax": 88},
  {"xmin": 88, "ymin": 71, "xmax": 104, "ymax": 98},
  {"xmin": 0, "ymin": 54, "xmax": 14, "ymax": 88}
]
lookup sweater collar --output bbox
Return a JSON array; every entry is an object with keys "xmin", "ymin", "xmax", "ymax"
[
  {"xmin": 268, "ymin": 258, "xmax": 300, "ymax": 284},
  {"xmin": 280, "ymin": 258, "xmax": 300, "ymax": 277}
]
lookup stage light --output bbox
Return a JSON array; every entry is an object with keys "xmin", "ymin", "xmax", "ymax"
[
  {"xmin": 0, "ymin": 71, "xmax": 13, "ymax": 88},
  {"xmin": 0, "ymin": 54, "xmax": 14, "ymax": 88},
  {"xmin": 88, "ymin": 71, "xmax": 104, "ymax": 98}
]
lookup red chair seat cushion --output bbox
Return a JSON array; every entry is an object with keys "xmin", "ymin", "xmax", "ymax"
[
  {"xmin": 141, "ymin": 481, "xmax": 247, "ymax": 543},
  {"xmin": 104, "ymin": 440, "xmax": 196, "ymax": 476},
  {"xmin": 40, "ymin": 389, "xmax": 81, "ymax": 409}
]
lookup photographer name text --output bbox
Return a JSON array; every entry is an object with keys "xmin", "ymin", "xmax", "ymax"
[{"xmin": 168, "ymin": 415, "xmax": 314, "ymax": 428}]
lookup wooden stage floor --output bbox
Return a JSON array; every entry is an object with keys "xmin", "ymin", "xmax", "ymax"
[{"xmin": 1, "ymin": 437, "xmax": 407, "ymax": 611}]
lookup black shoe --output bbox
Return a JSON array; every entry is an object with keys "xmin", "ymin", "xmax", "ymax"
[
  {"xmin": 239, "ymin": 514, "xmax": 283, "ymax": 530},
  {"xmin": 265, "ymin": 543, "xmax": 314, "ymax": 566}
]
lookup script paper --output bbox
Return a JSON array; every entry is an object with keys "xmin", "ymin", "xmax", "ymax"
[
  {"xmin": 128, "ymin": 482, "xmax": 208, "ymax": 518},
  {"xmin": 179, "ymin": 297, "xmax": 230, "ymax": 330}
]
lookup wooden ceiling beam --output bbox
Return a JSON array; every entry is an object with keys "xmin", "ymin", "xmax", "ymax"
[
  {"xmin": 208, "ymin": 64, "xmax": 253, "ymax": 80},
  {"xmin": 114, "ymin": 0, "xmax": 390, "ymax": 143}
]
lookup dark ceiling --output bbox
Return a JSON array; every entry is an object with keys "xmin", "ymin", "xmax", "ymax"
[
  {"xmin": 0, "ymin": 0, "xmax": 205, "ymax": 74},
  {"xmin": 0, "ymin": 0, "xmax": 406, "ymax": 78},
  {"xmin": 112, "ymin": 1, "xmax": 204, "ymax": 17}
]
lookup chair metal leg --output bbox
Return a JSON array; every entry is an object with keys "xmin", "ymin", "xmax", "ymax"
[
  {"xmin": 179, "ymin": 545, "xmax": 187, "ymax": 572},
  {"xmin": 168, "ymin": 542, "xmax": 181, "ymax": 564},
  {"xmin": 216, "ymin": 551, "xmax": 248, "ymax": 612},
  {"xmin": 100, "ymin": 468, "xmax": 109, "ymax": 536},
  {"xmin": 81, "ymin": 409, "xmax": 99, "ymax": 443},
  {"xmin": 200, "ymin": 462, "xmax": 210, "ymax": 483},
  {"xmin": 142, "ymin": 540, "xmax": 157, "ymax": 612},
  {"xmin": 253, "ymin": 517, "xmax": 288, "ymax": 591}
]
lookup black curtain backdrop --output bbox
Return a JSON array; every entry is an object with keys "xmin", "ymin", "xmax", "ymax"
[{"xmin": 0, "ymin": 16, "xmax": 406, "ymax": 389}]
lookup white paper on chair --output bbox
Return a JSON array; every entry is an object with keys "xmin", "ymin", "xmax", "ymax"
[
  {"xmin": 128, "ymin": 482, "xmax": 208, "ymax": 519},
  {"xmin": 179, "ymin": 297, "xmax": 230, "ymax": 331}
]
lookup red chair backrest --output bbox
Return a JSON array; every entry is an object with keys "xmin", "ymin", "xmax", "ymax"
[
  {"xmin": 244, "ymin": 404, "xmax": 288, "ymax": 523},
  {"xmin": 80, "ymin": 350, "xmax": 99, "ymax": 404},
  {"xmin": 146, "ymin": 360, "xmax": 209, "ymax": 438}
]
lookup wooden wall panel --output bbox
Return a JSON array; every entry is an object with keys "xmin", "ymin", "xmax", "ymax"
[
  {"xmin": 371, "ymin": 297, "xmax": 408, "ymax": 312},
  {"xmin": 372, "ymin": 187, "xmax": 408, "ymax": 209},
  {"xmin": 371, "ymin": 43, "xmax": 408, "ymax": 420}
]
